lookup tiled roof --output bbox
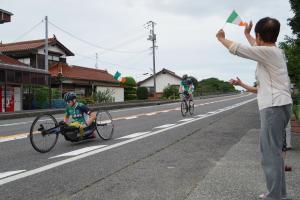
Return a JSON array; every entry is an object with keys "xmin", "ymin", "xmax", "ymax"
[
  {"xmin": 0, "ymin": 37, "xmax": 74, "ymax": 56},
  {"xmin": 49, "ymin": 63, "xmax": 119, "ymax": 84},
  {"xmin": 0, "ymin": 55, "xmax": 27, "ymax": 66}
]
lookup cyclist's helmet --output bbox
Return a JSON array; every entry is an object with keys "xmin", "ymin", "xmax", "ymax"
[
  {"xmin": 182, "ymin": 74, "xmax": 188, "ymax": 80},
  {"xmin": 64, "ymin": 92, "xmax": 76, "ymax": 102}
]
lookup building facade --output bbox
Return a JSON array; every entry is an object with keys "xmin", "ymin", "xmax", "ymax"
[{"xmin": 138, "ymin": 68, "xmax": 182, "ymax": 97}]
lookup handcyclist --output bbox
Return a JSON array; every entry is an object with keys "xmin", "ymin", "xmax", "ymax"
[
  {"xmin": 179, "ymin": 75, "xmax": 194, "ymax": 101},
  {"xmin": 62, "ymin": 92, "xmax": 97, "ymax": 139}
]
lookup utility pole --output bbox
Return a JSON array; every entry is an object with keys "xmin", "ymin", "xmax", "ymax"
[
  {"xmin": 45, "ymin": 16, "xmax": 48, "ymax": 71},
  {"xmin": 147, "ymin": 21, "xmax": 157, "ymax": 96},
  {"xmin": 95, "ymin": 53, "xmax": 98, "ymax": 69},
  {"xmin": 45, "ymin": 16, "xmax": 51, "ymax": 108}
]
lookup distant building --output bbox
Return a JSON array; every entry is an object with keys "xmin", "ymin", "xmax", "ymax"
[
  {"xmin": 0, "ymin": 55, "xmax": 50, "ymax": 112},
  {"xmin": 50, "ymin": 63, "xmax": 124, "ymax": 102},
  {"xmin": 0, "ymin": 36, "xmax": 125, "ymax": 112},
  {"xmin": 138, "ymin": 68, "xmax": 182, "ymax": 97},
  {"xmin": 0, "ymin": 9, "xmax": 13, "ymax": 24},
  {"xmin": 0, "ymin": 36, "xmax": 74, "ymax": 70}
]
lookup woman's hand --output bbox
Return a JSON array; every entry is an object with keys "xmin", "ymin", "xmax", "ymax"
[
  {"xmin": 229, "ymin": 77, "xmax": 242, "ymax": 86},
  {"xmin": 216, "ymin": 29, "xmax": 225, "ymax": 40},
  {"xmin": 244, "ymin": 21, "xmax": 253, "ymax": 35}
]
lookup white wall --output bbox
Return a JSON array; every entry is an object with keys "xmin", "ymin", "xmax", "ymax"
[
  {"xmin": 140, "ymin": 73, "xmax": 181, "ymax": 93},
  {"xmin": 96, "ymin": 86, "xmax": 124, "ymax": 102}
]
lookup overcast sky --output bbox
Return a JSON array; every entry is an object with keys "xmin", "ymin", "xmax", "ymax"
[{"xmin": 0, "ymin": 0, "xmax": 294, "ymax": 87}]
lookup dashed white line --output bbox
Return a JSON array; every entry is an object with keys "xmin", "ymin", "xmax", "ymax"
[
  {"xmin": 178, "ymin": 118, "xmax": 194, "ymax": 122},
  {"xmin": 125, "ymin": 116, "xmax": 138, "ymax": 120},
  {"xmin": 49, "ymin": 145, "xmax": 107, "ymax": 159},
  {"xmin": 115, "ymin": 132, "xmax": 150, "ymax": 139},
  {"xmin": 154, "ymin": 124, "xmax": 176, "ymax": 129}
]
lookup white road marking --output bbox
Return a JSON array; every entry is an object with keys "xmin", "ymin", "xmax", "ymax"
[
  {"xmin": 196, "ymin": 114, "xmax": 206, "ymax": 118},
  {"xmin": 154, "ymin": 124, "xmax": 176, "ymax": 129},
  {"xmin": 0, "ymin": 170, "xmax": 26, "ymax": 179},
  {"xmin": 125, "ymin": 116, "xmax": 137, "ymax": 120},
  {"xmin": 0, "ymin": 98, "xmax": 256, "ymax": 186},
  {"xmin": 146, "ymin": 112, "xmax": 157, "ymax": 116},
  {"xmin": 0, "ymin": 134, "xmax": 28, "ymax": 143},
  {"xmin": 115, "ymin": 132, "xmax": 150, "ymax": 139},
  {"xmin": 49, "ymin": 145, "xmax": 107, "ymax": 159},
  {"xmin": 178, "ymin": 118, "xmax": 194, "ymax": 122},
  {"xmin": 207, "ymin": 111, "xmax": 217, "ymax": 114}
]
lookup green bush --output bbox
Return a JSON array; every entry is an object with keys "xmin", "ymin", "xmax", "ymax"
[
  {"xmin": 51, "ymin": 88, "xmax": 61, "ymax": 99},
  {"xmin": 124, "ymin": 86, "xmax": 137, "ymax": 101},
  {"xmin": 163, "ymin": 85, "xmax": 179, "ymax": 99},
  {"xmin": 137, "ymin": 87, "xmax": 148, "ymax": 100}
]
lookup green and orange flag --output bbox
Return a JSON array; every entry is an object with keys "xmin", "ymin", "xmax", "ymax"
[
  {"xmin": 226, "ymin": 10, "xmax": 248, "ymax": 26},
  {"xmin": 113, "ymin": 71, "xmax": 126, "ymax": 83}
]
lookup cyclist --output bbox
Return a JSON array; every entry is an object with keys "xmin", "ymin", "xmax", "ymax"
[
  {"xmin": 63, "ymin": 92, "xmax": 97, "ymax": 139},
  {"xmin": 179, "ymin": 75, "xmax": 194, "ymax": 101}
]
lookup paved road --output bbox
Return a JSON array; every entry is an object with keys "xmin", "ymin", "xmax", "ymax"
[{"xmin": 0, "ymin": 94, "xmax": 260, "ymax": 200}]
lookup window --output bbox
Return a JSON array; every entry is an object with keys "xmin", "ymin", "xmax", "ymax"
[
  {"xmin": 18, "ymin": 58, "xmax": 30, "ymax": 65},
  {"xmin": 48, "ymin": 55, "xmax": 60, "ymax": 61}
]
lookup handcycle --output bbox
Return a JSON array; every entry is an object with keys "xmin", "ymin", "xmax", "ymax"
[
  {"xmin": 29, "ymin": 110, "xmax": 114, "ymax": 153},
  {"xmin": 180, "ymin": 92, "xmax": 194, "ymax": 117}
]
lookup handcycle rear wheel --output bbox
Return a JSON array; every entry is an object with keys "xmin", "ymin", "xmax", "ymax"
[
  {"xmin": 95, "ymin": 110, "xmax": 114, "ymax": 140},
  {"xmin": 189, "ymin": 100, "xmax": 194, "ymax": 115},
  {"xmin": 181, "ymin": 100, "xmax": 188, "ymax": 117},
  {"xmin": 30, "ymin": 114, "xmax": 59, "ymax": 153}
]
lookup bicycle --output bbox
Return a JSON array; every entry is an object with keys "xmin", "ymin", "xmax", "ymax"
[
  {"xmin": 180, "ymin": 93, "xmax": 194, "ymax": 117},
  {"xmin": 29, "ymin": 110, "xmax": 114, "ymax": 153}
]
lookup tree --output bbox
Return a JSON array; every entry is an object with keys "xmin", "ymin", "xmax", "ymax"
[
  {"xmin": 280, "ymin": 0, "xmax": 300, "ymax": 89},
  {"xmin": 122, "ymin": 76, "xmax": 136, "ymax": 87},
  {"xmin": 279, "ymin": 37, "xmax": 300, "ymax": 88},
  {"xmin": 198, "ymin": 78, "xmax": 236, "ymax": 94},
  {"xmin": 122, "ymin": 76, "xmax": 137, "ymax": 101},
  {"xmin": 288, "ymin": 0, "xmax": 300, "ymax": 37},
  {"xmin": 189, "ymin": 76, "xmax": 198, "ymax": 89}
]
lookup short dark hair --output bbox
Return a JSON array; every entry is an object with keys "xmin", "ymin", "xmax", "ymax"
[{"xmin": 254, "ymin": 17, "xmax": 280, "ymax": 43}]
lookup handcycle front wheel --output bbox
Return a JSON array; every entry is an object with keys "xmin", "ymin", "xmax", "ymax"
[
  {"xmin": 181, "ymin": 100, "xmax": 188, "ymax": 117},
  {"xmin": 29, "ymin": 114, "xmax": 59, "ymax": 153},
  {"xmin": 189, "ymin": 100, "xmax": 194, "ymax": 115},
  {"xmin": 95, "ymin": 110, "xmax": 114, "ymax": 140}
]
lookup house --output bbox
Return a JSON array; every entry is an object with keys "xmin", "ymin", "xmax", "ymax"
[
  {"xmin": 50, "ymin": 63, "xmax": 124, "ymax": 102},
  {"xmin": 0, "ymin": 35, "xmax": 74, "ymax": 70},
  {"xmin": 0, "ymin": 36, "xmax": 125, "ymax": 112},
  {"xmin": 0, "ymin": 9, "xmax": 13, "ymax": 24},
  {"xmin": 138, "ymin": 68, "xmax": 182, "ymax": 97},
  {"xmin": 0, "ymin": 55, "xmax": 51, "ymax": 112}
]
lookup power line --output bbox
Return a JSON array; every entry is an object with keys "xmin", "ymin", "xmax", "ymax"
[
  {"xmin": 48, "ymin": 20, "xmax": 149, "ymax": 54},
  {"xmin": 99, "ymin": 33, "xmax": 148, "ymax": 56},
  {"xmin": 12, "ymin": 20, "xmax": 43, "ymax": 42},
  {"xmin": 71, "ymin": 51, "xmax": 150, "ymax": 71}
]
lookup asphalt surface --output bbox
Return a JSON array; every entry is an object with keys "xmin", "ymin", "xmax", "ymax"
[{"xmin": 1, "ymin": 93, "xmax": 298, "ymax": 200}]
